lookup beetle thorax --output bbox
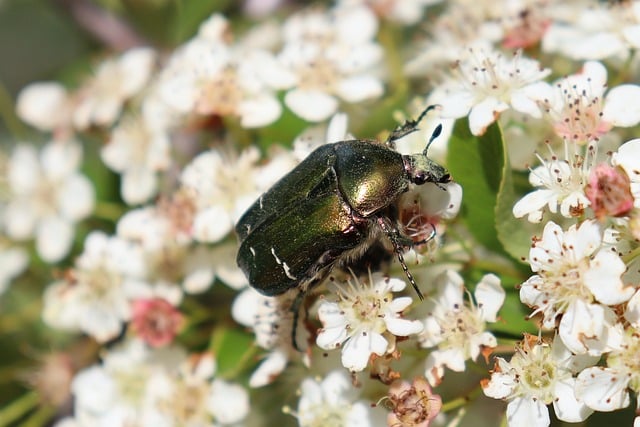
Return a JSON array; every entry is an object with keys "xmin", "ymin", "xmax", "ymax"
[{"xmin": 404, "ymin": 154, "xmax": 450, "ymax": 186}]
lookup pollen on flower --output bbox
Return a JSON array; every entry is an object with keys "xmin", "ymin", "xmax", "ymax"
[
  {"xmin": 386, "ymin": 376, "xmax": 442, "ymax": 427},
  {"xmin": 316, "ymin": 273, "xmax": 423, "ymax": 372}
]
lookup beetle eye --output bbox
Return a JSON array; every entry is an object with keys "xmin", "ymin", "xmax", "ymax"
[{"xmin": 414, "ymin": 172, "xmax": 427, "ymax": 185}]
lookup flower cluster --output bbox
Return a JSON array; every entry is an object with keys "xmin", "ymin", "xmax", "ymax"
[{"xmin": 3, "ymin": 1, "xmax": 640, "ymax": 426}]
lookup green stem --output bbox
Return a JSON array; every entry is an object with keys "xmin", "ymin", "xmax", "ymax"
[
  {"xmin": 92, "ymin": 201, "xmax": 126, "ymax": 222},
  {"xmin": 21, "ymin": 404, "xmax": 55, "ymax": 427},
  {"xmin": 440, "ymin": 383, "xmax": 484, "ymax": 413},
  {"xmin": 622, "ymin": 245, "xmax": 640, "ymax": 266},
  {"xmin": 0, "ymin": 391, "xmax": 39, "ymax": 427}
]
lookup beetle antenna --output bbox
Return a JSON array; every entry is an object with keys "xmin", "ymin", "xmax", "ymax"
[
  {"xmin": 423, "ymin": 124, "xmax": 442, "ymax": 155},
  {"xmin": 376, "ymin": 217, "xmax": 424, "ymax": 301}
]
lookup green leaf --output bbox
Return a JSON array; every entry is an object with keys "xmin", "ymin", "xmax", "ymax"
[
  {"xmin": 491, "ymin": 291, "xmax": 537, "ymax": 337},
  {"xmin": 495, "ymin": 151, "xmax": 540, "ymax": 264},
  {"xmin": 448, "ymin": 119, "xmax": 505, "ymax": 254}
]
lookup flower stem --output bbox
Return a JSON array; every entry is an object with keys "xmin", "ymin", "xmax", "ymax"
[
  {"xmin": 441, "ymin": 384, "xmax": 484, "ymax": 413},
  {"xmin": 0, "ymin": 391, "xmax": 39, "ymax": 427}
]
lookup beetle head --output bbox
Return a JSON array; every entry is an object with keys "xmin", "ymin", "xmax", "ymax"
[{"xmin": 405, "ymin": 154, "xmax": 451, "ymax": 186}]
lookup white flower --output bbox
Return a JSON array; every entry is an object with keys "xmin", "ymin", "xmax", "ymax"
[
  {"xmin": 575, "ymin": 328, "xmax": 640, "ymax": 414},
  {"xmin": 531, "ymin": 61, "xmax": 640, "ymax": 144},
  {"xmin": 16, "ymin": 82, "xmax": 73, "ymax": 133},
  {"xmin": 512, "ymin": 142, "xmax": 593, "ymax": 223},
  {"xmin": 420, "ymin": 271, "xmax": 505, "ymax": 385},
  {"xmin": 337, "ymin": 0, "xmax": 441, "ymax": 25},
  {"xmin": 276, "ymin": 4, "xmax": 384, "ymax": 122},
  {"xmin": 101, "ymin": 113, "xmax": 171, "ymax": 205},
  {"xmin": 70, "ymin": 339, "xmax": 182, "ymax": 427},
  {"xmin": 542, "ymin": 2, "xmax": 640, "ymax": 61},
  {"xmin": 613, "ymin": 138, "xmax": 640, "ymax": 208},
  {"xmin": 3, "ymin": 140, "xmax": 94, "ymax": 262},
  {"xmin": 316, "ymin": 273, "xmax": 423, "ymax": 372},
  {"xmin": 435, "ymin": 47, "xmax": 550, "ymax": 135},
  {"xmin": 158, "ymin": 14, "xmax": 283, "ymax": 128},
  {"xmin": 180, "ymin": 144, "xmax": 294, "ymax": 243},
  {"xmin": 483, "ymin": 334, "xmax": 597, "ymax": 427},
  {"xmin": 288, "ymin": 370, "xmax": 384, "ymax": 427},
  {"xmin": 520, "ymin": 220, "xmax": 633, "ymax": 355},
  {"xmin": 42, "ymin": 231, "xmax": 150, "ymax": 342},
  {"xmin": 73, "ymin": 47, "xmax": 155, "ymax": 130},
  {"xmin": 231, "ymin": 287, "xmax": 307, "ymax": 387}
]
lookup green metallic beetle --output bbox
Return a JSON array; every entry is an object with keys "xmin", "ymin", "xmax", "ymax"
[{"xmin": 235, "ymin": 107, "xmax": 451, "ymax": 345}]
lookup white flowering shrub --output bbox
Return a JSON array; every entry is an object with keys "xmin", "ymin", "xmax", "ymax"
[{"xmin": 2, "ymin": 1, "xmax": 640, "ymax": 426}]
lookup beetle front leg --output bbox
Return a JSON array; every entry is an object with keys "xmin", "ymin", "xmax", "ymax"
[{"xmin": 376, "ymin": 216, "xmax": 424, "ymax": 301}]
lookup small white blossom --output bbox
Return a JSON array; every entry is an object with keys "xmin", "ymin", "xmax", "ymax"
[
  {"xmin": 287, "ymin": 370, "xmax": 384, "ymax": 427},
  {"xmin": 575, "ymin": 328, "xmax": 640, "ymax": 415},
  {"xmin": 531, "ymin": 61, "xmax": 640, "ymax": 144},
  {"xmin": 337, "ymin": 0, "xmax": 441, "ymax": 24},
  {"xmin": 158, "ymin": 14, "xmax": 283, "ymax": 128},
  {"xmin": 543, "ymin": 2, "xmax": 640, "ymax": 61},
  {"xmin": 181, "ymin": 144, "xmax": 294, "ymax": 243},
  {"xmin": 513, "ymin": 142, "xmax": 593, "ymax": 223},
  {"xmin": 42, "ymin": 231, "xmax": 150, "ymax": 342},
  {"xmin": 16, "ymin": 82, "xmax": 73, "ymax": 133},
  {"xmin": 435, "ymin": 47, "xmax": 550, "ymax": 135},
  {"xmin": 276, "ymin": 4, "xmax": 384, "ymax": 122},
  {"xmin": 231, "ymin": 287, "xmax": 306, "ymax": 387},
  {"xmin": 3, "ymin": 141, "xmax": 94, "ymax": 262},
  {"xmin": 0, "ymin": 241, "xmax": 28, "ymax": 295},
  {"xmin": 520, "ymin": 220, "xmax": 633, "ymax": 355},
  {"xmin": 101, "ymin": 113, "xmax": 171, "ymax": 205},
  {"xmin": 483, "ymin": 334, "xmax": 597, "ymax": 427},
  {"xmin": 73, "ymin": 47, "xmax": 155, "ymax": 130},
  {"xmin": 420, "ymin": 271, "xmax": 505, "ymax": 385},
  {"xmin": 316, "ymin": 273, "xmax": 423, "ymax": 372}
]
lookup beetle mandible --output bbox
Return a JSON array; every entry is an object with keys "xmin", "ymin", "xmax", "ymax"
[{"xmin": 235, "ymin": 106, "xmax": 451, "ymax": 346}]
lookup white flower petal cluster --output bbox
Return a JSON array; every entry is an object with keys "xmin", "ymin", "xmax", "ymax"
[
  {"xmin": 338, "ymin": 0, "xmax": 441, "ymax": 25},
  {"xmin": 512, "ymin": 142, "xmax": 593, "ymax": 223},
  {"xmin": 520, "ymin": 220, "xmax": 634, "ymax": 355},
  {"xmin": 231, "ymin": 287, "xmax": 305, "ymax": 387},
  {"xmin": 42, "ymin": 231, "xmax": 150, "ymax": 342},
  {"xmin": 420, "ymin": 270, "xmax": 505, "ymax": 385},
  {"xmin": 530, "ymin": 61, "xmax": 640, "ymax": 144},
  {"xmin": 613, "ymin": 138, "xmax": 640, "ymax": 209},
  {"xmin": 158, "ymin": 14, "xmax": 285, "ymax": 128},
  {"xmin": 3, "ymin": 141, "xmax": 94, "ymax": 262},
  {"xmin": 180, "ymin": 144, "xmax": 296, "ymax": 243},
  {"xmin": 435, "ymin": 47, "xmax": 550, "ymax": 135},
  {"xmin": 543, "ymin": 2, "xmax": 640, "ymax": 62},
  {"xmin": 292, "ymin": 370, "xmax": 384, "ymax": 427},
  {"xmin": 276, "ymin": 4, "xmax": 384, "ymax": 122},
  {"xmin": 316, "ymin": 273, "xmax": 423, "ymax": 372},
  {"xmin": 575, "ymin": 328, "xmax": 640, "ymax": 422},
  {"xmin": 67, "ymin": 339, "xmax": 249, "ymax": 427},
  {"xmin": 483, "ymin": 335, "xmax": 598, "ymax": 427}
]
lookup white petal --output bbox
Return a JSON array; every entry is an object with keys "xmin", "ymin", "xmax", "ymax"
[
  {"xmin": 438, "ymin": 90, "xmax": 474, "ymax": 118},
  {"xmin": 335, "ymin": 76, "xmax": 383, "ymax": 103},
  {"xmin": 249, "ymin": 349, "xmax": 288, "ymax": 387},
  {"xmin": 384, "ymin": 317, "xmax": 423, "ymax": 336},
  {"xmin": 192, "ymin": 206, "xmax": 233, "ymax": 243},
  {"xmin": 506, "ymin": 396, "xmax": 550, "ymax": 427},
  {"xmin": 8, "ymin": 145, "xmax": 40, "ymax": 194},
  {"xmin": 209, "ymin": 379, "xmax": 249, "ymax": 424},
  {"xmin": 512, "ymin": 189, "xmax": 555, "ymax": 222},
  {"xmin": 58, "ymin": 175, "xmax": 95, "ymax": 221},
  {"xmin": 4, "ymin": 200, "xmax": 37, "ymax": 240},
  {"xmin": 483, "ymin": 369, "xmax": 516, "ymax": 400},
  {"xmin": 16, "ymin": 82, "xmax": 69, "ymax": 131},
  {"xmin": 511, "ymin": 87, "xmax": 543, "ymax": 118},
  {"xmin": 559, "ymin": 301, "xmax": 623, "ymax": 355},
  {"xmin": 41, "ymin": 141, "xmax": 81, "ymax": 181},
  {"xmin": 585, "ymin": 250, "xmax": 633, "ymax": 305},
  {"xmin": 341, "ymin": 332, "xmax": 387, "ymax": 371},
  {"xmin": 575, "ymin": 367, "xmax": 630, "ymax": 411},
  {"xmin": 121, "ymin": 168, "xmax": 157, "ymax": 205},
  {"xmin": 36, "ymin": 217, "xmax": 73, "ymax": 262},
  {"xmin": 468, "ymin": 97, "xmax": 507, "ymax": 136},
  {"xmin": 238, "ymin": 95, "xmax": 282, "ymax": 128},
  {"xmin": 285, "ymin": 89, "xmax": 338, "ymax": 122},
  {"xmin": 625, "ymin": 290, "xmax": 640, "ymax": 328},
  {"xmin": 552, "ymin": 378, "xmax": 593, "ymax": 422},
  {"xmin": 603, "ymin": 84, "xmax": 640, "ymax": 127},
  {"xmin": 118, "ymin": 47, "xmax": 155, "ymax": 96},
  {"xmin": 183, "ymin": 268, "xmax": 215, "ymax": 294},
  {"xmin": 474, "ymin": 273, "xmax": 505, "ymax": 322}
]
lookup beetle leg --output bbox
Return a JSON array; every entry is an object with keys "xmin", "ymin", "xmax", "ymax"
[
  {"xmin": 376, "ymin": 217, "xmax": 424, "ymax": 301},
  {"xmin": 385, "ymin": 104, "xmax": 440, "ymax": 148}
]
